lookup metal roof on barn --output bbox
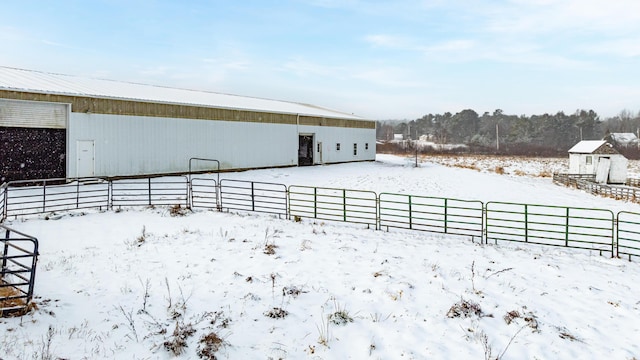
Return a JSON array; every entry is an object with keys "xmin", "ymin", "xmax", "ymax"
[
  {"xmin": 0, "ymin": 66, "xmax": 364, "ymax": 120},
  {"xmin": 568, "ymin": 140, "xmax": 619, "ymax": 155}
]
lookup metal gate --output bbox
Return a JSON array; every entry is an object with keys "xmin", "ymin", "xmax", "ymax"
[{"xmin": 1, "ymin": 224, "xmax": 39, "ymax": 317}]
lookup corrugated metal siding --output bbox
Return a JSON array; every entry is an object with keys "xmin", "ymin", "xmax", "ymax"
[
  {"xmin": 0, "ymin": 98, "xmax": 67, "ymax": 129},
  {"xmin": 298, "ymin": 125, "xmax": 376, "ymax": 164},
  {"xmin": 67, "ymin": 113, "xmax": 298, "ymax": 177},
  {"xmin": 0, "ymin": 90, "xmax": 375, "ymax": 129}
]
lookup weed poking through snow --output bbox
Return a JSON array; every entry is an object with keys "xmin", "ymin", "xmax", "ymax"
[{"xmin": 446, "ymin": 298, "xmax": 488, "ymax": 318}]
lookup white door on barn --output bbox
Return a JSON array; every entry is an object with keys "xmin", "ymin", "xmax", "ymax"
[
  {"xmin": 76, "ymin": 140, "xmax": 95, "ymax": 178},
  {"xmin": 595, "ymin": 157, "xmax": 610, "ymax": 184}
]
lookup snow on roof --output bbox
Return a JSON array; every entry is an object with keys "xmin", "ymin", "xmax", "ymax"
[
  {"xmin": 568, "ymin": 140, "xmax": 607, "ymax": 153},
  {"xmin": 609, "ymin": 132, "xmax": 638, "ymax": 144},
  {"xmin": 0, "ymin": 66, "xmax": 365, "ymax": 120}
]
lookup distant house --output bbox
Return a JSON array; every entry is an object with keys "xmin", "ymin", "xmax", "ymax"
[
  {"xmin": 568, "ymin": 140, "xmax": 627, "ymax": 184},
  {"xmin": 603, "ymin": 133, "xmax": 639, "ymax": 148}
]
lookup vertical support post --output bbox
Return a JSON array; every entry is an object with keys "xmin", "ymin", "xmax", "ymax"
[
  {"xmin": 42, "ymin": 181, "xmax": 47, "ymax": 213},
  {"xmin": 343, "ymin": 189, "xmax": 347, "ymax": 222},
  {"xmin": 108, "ymin": 180, "xmax": 113, "ymax": 210},
  {"xmin": 524, "ymin": 204, "xmax": 528, "ymax": 242},
  {"xmin": 148, "ymin": 178, "xmax": 152, "ymax": 206},
  {"xmin": 76, "ymin": 180, "xmax": 80, "ymax": 209},
  {"xmin": 444, "ymin": 198, "xmax": 448, "ymax": 233},
  {"xmin": 408, "ymin": 195, "xmax": 413, "ymax": 230},
  {"xmin": 313, "ymin": 187, "xmax": 317, "ymax": 219},
  {"xmin": 1, "ymin": 186, "xmax": 6, "ymax": 221},
  {"xmin": 565, "ymin": 207, "xmax": 570, "ymax": 247},
  {"xmin": 251, "ymin": 182, "xmax": 255, "ymax": 212},
  {"xmin": 217, "ymin": 180, "xmax": 222, "ymax": 212},
  {"xmin": 1, "ymin": 229, "xmax": 9, "ymax": 280},
  {"xmin": 612, "ymin": 214, "xmax": 616, "ymax": 258}
]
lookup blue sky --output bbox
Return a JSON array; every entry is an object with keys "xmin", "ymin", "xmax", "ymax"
[{"xmin": 1, "ymin": 0, "xmax": 639, "ymax": 120}]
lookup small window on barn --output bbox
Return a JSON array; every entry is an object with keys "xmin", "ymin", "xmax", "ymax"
[
  {"xmin": 354, "ymin": 143, "xmax": 358, "ymax": 156},
  {"xmin": 586, "ymin": 156, "xmax": 592, "ymax": 165},
  {"xmin": 336, "ymin": 143, "xmax": 341, "ymax": 151},
  {"xmin": 365, "ymin": 143, "xmax": 369, "ymax": 150}
]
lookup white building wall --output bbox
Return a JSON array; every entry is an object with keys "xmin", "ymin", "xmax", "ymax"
[
  {"xmin": 569, "ymin": 154, "xmax": 581, "ymax": 173},
  {"xmin": 68, "ymin": 113, "xmax": 298, "ymax": 177},
  {"xmin": 298, "ymin": 125, "xmax": 376, "ymax": 164},
  {"xmin": 608, "ymin": 155, "xmax": 628, "ymax": 183}
]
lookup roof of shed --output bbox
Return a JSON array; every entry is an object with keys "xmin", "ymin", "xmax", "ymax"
[
  {"xmin": 568, "ymin": 140, "xmax": 620, "ymax": 155},
  {"xmin": 568, "ymin": 140, "xmax": 606, "ymax": 153},
  {"xmin": 0, "ymin": 66, "xmax": 365, "ymax": 120}
]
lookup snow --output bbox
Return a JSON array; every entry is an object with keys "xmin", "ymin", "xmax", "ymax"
[
  {"xmin": 1, "ymin": 154, "xmax": 640, "ymax": 359},
  {"xmin": 568, "ymin": 140, "xmax": 607, "ymax": 154},
  {"xmin": 0, "ymin": 66, "xmax": 364, "ymax": 120}
]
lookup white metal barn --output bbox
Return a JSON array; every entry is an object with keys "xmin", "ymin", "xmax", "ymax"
[
  {"xmin": 568, "ymin": 140, "xmax": 628, "ymax": 184},
  {"xmin": 0, "ymin": 67, "xmax": 375, "ymax": 182}
]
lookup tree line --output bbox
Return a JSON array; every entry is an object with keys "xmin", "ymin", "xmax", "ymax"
[{"xmin": 377, "ymin": 109, "xmax": 640, "ymax": 157}]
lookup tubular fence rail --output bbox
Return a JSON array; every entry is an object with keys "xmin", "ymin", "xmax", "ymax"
[
  {"xmin": 2, "ymin": 175, "xmax": 640, "ymax": 261},
  {"xmin": 289, "ymin": 186, "xmax": 378, "ymax": 227},
  {"xmin": 626, "ymin": 178, "xmax": 640, "ymax": 188},
  {"xmin": 220, "ymin": 179, "xmax": 288, "ymax": 217},
  {"xmin": 1, "ymin": 224, "xmax": 39, "ymax": 317},
  {"xmin": 379, "ymin": 193, "xmax": 483, "ymax": 240},
  {"xmin": 486, "ymin": 202, "xmax": 615, "ymax": 255},
  {"xmin": 554, "ymin": 172, "xmax": 640, "ymax": 202},
  {"xmin": 617, "ymin": 211, "xmax": 640, "ymax": 260}
]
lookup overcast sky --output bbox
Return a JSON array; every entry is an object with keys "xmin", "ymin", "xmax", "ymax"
[{"xmin": 1, "ymin": 0, "xmax": 639, "ymax": 120}]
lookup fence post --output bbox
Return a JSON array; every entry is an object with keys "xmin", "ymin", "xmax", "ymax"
[
  {"xmin": 408, "ymin": 195, "xmax": 413, "ymax": 230},
  {"xmin": 612, "ymin": 214, "xmax": 616, "ymax": 258},
  {"xmin": 251, "ymin": 182, "xmax": 255, "ymax": 212},
  {"xmin": 1, "ymin": 229, "xmax": 9, "ymax": 279},
  {"xmin": 108, "ymin": 180, "xmax": 113, "ymax": 210},
  {"xmin": 313, "ymin": 187, "xmax": 317, "ymax": 219},
  {"xmin": 148, "ymin": 178, "xmax": 152, "ymax": 206},
  {"xmin": 343, "ymin": 189, "xmax": 347, "ymax": 222},
  {"xmin": 524, "ymin": 204, "xmax": 528, "ymax": 242},
  {"xmin": 565, "ymin": 207, "xmax": 570, "ymax": 247},
  {"xmin": 42, "ymin": 181, "xmax": 47, "ymax": 213},
  {"xmin": 76, "ymin": 180, "xmax": 80, "ymax": 209},
  {"xmin": 444, "ymin": 198, "xmax": 448, "ymax": 234}
]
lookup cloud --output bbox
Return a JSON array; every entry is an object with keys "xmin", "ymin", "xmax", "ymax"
[
  {"xmin": 580, "ymin": 38, "xmax": 640, "ymax": 58},
  {"xmin": 282, "ymin": 58, "xmax": 344, "ymax": 78},
  {"xmin": 484, "ymin": 0, "xmax": 640, "ymax": 35}
]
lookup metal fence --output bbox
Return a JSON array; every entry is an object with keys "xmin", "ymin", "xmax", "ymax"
[
  {"xmin": 289, "ymin": 185, "xmax": 377, "ymax": 227},
  {"xmin": 220, "ymin": 179, "xmax": 288, "ymax": 217},
  {"xmin": 617, "ymin": 211, "xmax": 640, "ymax": 260},
  {"xmin": 190, "ymin": 178, "xmax": 219, "ymax": 210},
  {"xmin": 2, "ymin": 178, "xmax": 109, "ymax": 218},
  {"xmin": 1, "ymin": 224, "xmax": 39, "ymax": 317},
  {"xmin": 2, "ymin": 174, "xmax": 640, "ymax": 261},
  {"xmin": 379, "ymin": 193, "xmax": 483, "ymax": 240},
  {"xmin": 0, "ymin": 184, "xmax": 6, "ymax": 220},
  {"xmin": 111, "ymin": 176, "xmax": 189, "ymax": 208},
  {"xmin": 486, "ymin": 202, "xmax": 615, "ymax": 255},
  {"xmin": 554, "ymin": 173, "xmax": 640, "ymax": 202}
]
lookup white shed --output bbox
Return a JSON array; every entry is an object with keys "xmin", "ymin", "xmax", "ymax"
[{"xmin": 568, "ymin": 140, "xmax": 627, "ymax": 184}]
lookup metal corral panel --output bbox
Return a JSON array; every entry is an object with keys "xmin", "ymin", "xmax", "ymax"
[
  {"xmin": 298, "ymin": 125, "xmax": 376, "ymax": 164},
  {"xmin": 67, "ymin": 113, "xmax": 298, "ymax": 177},
  {"xmin": 0, "ymin": 99, "xmax": 67, "ymax": 129}
]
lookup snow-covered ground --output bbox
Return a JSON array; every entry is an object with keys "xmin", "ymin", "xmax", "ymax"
[{"xmin": 1, "ymin": 154, "xmax": 639, "ymax": 359}]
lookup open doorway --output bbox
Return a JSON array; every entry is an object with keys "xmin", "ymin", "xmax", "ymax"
[{"xmin": 298, "ymin": 135, "xmax": 314, "ymax": 166}]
